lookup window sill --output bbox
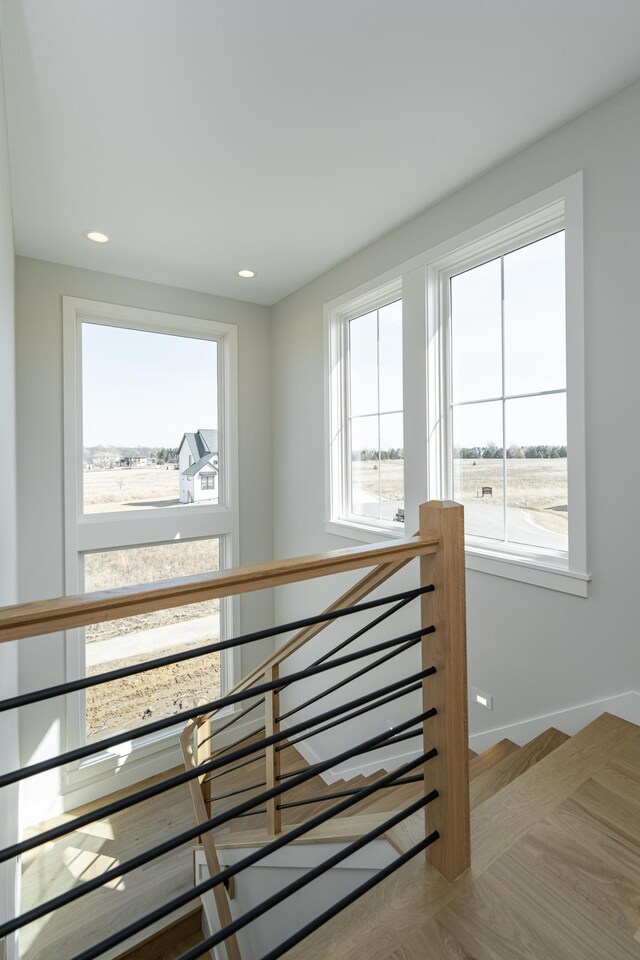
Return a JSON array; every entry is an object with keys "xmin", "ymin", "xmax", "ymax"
[
  {"xmin": 465, "ymin": 545, "xmax": 590, "ymax": 596},
  {"xmin": 325, "ymin": 520, "xmax": 590, "ymax": 596},
  {"xmin": 324, "ymin": 518, "xmax": 405, "ymax": 543}
]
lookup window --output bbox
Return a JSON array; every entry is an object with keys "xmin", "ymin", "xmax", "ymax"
[
  {"xmin": 326, "ymin": 174, "xmax": 587, "ymax": 594},
  {"xmin": 81, "ymin": 323, "xmax": 220, "ymax": 513},
  {"xmin": 326, "ymin": 280, "xmax": 404, "ymax": 537},
  {"xmin": 63, "ymin": 298, "xmax": 239, "ymax": 771},
  {"xmin": 448, "ymin": 231, "xmax": 568, "ymax": 555}
]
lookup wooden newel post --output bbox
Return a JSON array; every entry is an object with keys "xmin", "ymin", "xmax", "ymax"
[
  {"xmin": 265, "ymin": 665, "xmax": 282, "ymax": 836},
  {"xmin": 419, "ymin": 500, "xmax": 470, "ymax": 881}
]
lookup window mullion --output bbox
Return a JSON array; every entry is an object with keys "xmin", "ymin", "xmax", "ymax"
[
  {"xmin": 376, "ymin": 309, "xmax": 382, "ymax": 516},
  {"xmin": 345, "ymin": 318, "xmax": 352, "ymax": 519},
  {"xmin": 500, "ymin": 255, "xmax": 508, "ymax": 544}
]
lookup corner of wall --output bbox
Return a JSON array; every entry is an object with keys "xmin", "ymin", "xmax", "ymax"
[{"xmin": 0, "ymin": 19, "xmax": 20, "ymax": 960}]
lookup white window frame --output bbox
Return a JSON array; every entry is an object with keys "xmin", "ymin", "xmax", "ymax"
[
  {"xmin": 325, "ymin": 173, "xmax": 589, "ymax": 596},
  {"xmin": 62, "ymin": 297, "xmax": 240, "ymax": 792},
  {"xmin": 325, "ymin": 277, "xmax": 405, "ymax": 541}
]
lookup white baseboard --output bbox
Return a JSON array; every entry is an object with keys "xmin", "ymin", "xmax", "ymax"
[{"xmin": 468, "ymin": 690, "xmax": 640, "ymax": 753}]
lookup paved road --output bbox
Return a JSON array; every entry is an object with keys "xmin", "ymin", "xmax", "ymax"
[
  {"xmin": 354, "ymin": 489, "xmax": 565, "ymax": 550},
  {"xmin": 464, "ymin": 501, "xmax": 566, "ymax": 550},
  {"xmin": 86, "ymin": 615, "xmax": 219, "ymax": 667}
]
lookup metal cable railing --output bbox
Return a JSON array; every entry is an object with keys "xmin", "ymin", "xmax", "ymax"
[
  {"xmin": 1, "ymin": 667, "xmax": 435, "ymax": 866},
  {"xmin": 0, "ymin": 702, "xmax": 437, "ymax": 940},
  {"xmin": 193, "ymin": 583, "xmax": 433, "ymax": 754},
  {"xmin": 66, "ymin": 751, "xmax": 437, "ymax": 960},
  {"xmin": 0, "ymin": 616, "xmax": 434, "ymax": 794},
  {"xmin": 1, "ymin": 502, "xmax": 471, "ymax": 960},
  {"xmin": 0, "ymin": 583, "xmax": 437, "ymax": 928}
]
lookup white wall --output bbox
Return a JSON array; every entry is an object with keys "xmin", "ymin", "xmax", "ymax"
[
  {"xmin": 14, "ymin": 257, "xmax": 274, "ymax": 817},
  {"xmin": 271, "ymin": 79, "xmax": 640, "ymax": 754},
  {"xmin": 0, "ymin": 27, "xmax": 19, "ymax": 960}
]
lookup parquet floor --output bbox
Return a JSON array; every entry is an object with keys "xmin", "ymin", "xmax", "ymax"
[
  {"xmin": 21, "ymin": 715, "xmax": 637, "ymax": 960},
  {"xmin": 284, "ymin": 714, "xmax": 640, "ymax": 960}
]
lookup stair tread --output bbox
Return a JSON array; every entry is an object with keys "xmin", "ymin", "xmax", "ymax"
[
  {"xmin": 470, "ymin": 727, "xmax": 570, "ymax": 808},
  {"xmin": 468, "ymin": 737, "xmax": 520, "ymax": 781},
  {"xmin": 281, "ymin": 714, "xmax": 640, "ymax": 960},
  {"xmin": 114, "ymin": 906, "xmax": 208, "ymax": 960},
  {"xmin": 215, "ymin": 810, "xmax": 392, "ymax": 849}
]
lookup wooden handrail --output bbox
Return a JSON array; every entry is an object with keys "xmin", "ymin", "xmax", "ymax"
[{"xmin": 0, "ymin": 535, "xmax": 437, "ymax": 644}]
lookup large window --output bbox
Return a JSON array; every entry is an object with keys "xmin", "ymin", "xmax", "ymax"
[
  {"xmin": 64, "ymin": 298, "xmax": 239, "ymax": 765},
  {"xmin": 448, "ymin": 231, "xmax": 568, "ymax": 555},
  {"xmin": 327, "ymin": 281, "xmax": 404, "ymax": 534},
  {"xmin": 326, "ymin": 175, "xmax": 587, "ymax": 594}
]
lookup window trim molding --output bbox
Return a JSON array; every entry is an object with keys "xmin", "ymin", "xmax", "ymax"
[
  {"xmin": 325, "ymin": 276, "xmax": 404, "ymax": 534},
  {"xmin": 425, "ymin": 173, "xmax": 586, "ymax": 583},
  {"xmin": 62, "ymin": 297, "xmax": 241, "ymax": 793},
  {"xmin": 324, "ymin": 173, "xmax": 589, "ymax": 594}
]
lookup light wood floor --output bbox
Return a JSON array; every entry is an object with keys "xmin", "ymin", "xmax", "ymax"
[
  {"xmin": 19, "ymin": 732, "xmax": 410, "ymax": 960},
  {"xmin": 20, "ymin": 769, "xmax": 199, "ymax": 960},
  {"xmin": 283, "ymin": 713, "xmax": 640, "ymax": 960},
  {"xmin": 22, "ymin": 715, "xmax": 636, "ymax": 960}
]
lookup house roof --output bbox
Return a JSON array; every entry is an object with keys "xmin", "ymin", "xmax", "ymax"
[
  {"xmin": 179, "ymin": 428, "xmax": 218, "ymax": 462},
  {"xmin": 182, "ymin": 453, "xmax": 218, "ymax": 477}
]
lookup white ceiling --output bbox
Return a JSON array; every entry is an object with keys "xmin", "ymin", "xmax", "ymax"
[{"xmin": 2, "ymin": 0, "xmax": 640, "ymax": 306}]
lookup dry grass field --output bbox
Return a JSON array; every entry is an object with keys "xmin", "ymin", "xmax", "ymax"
[
  {"xmin": 352, "ymin": 457, "xmax": 568, "ymax": 535},
  {"xmin": 84, "ymin": 535, "xmax": 221, "ymax": 741},
  {"xmin": 84, "ymin": 539, "xmax": 220, "ymax": 642},
  {"xmin": 86, "ymin": 646, "xmax": 220, "ymax": 742},
  {"xmin": 84, "ymin": 466, "xmax": 185, "ymax": 512}
]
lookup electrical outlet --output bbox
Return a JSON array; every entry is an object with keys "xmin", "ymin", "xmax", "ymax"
[{"xmin": 471, "ymin": 686, "xmax": 493, "ymax": 711}]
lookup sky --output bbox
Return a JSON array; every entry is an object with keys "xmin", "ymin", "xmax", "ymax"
[
  {"xmin": 82, "ymin": 323, "xmax": 218, "ymax": 447},
  {"xmin": 451, "ymin": 230, "xmax": 567, "ymax": 448},
  {"xmin": 82, "ymin": 232, "xmax": 564, "ymax": 451},
  {"xmin": 348, "ymin": 231, "xmax": 567, "ymax": 452}
]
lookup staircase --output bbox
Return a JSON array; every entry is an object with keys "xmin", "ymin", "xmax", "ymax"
[
  {"xmin": 4, "ymin": 504, "xmax": 638, "ymax": 960},
  {"xmin": 280, "ymin": 712, "xmax": 640, "ymax": 960},
  {"xmin": 192, "ymin": 720, "xmax": 575, "ymax": 958},
  {"xmin": 16, "ymin": 714, "xmax": 640, "ymax": 959}
]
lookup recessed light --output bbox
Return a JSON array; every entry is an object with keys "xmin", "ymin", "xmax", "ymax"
[
  {"xmin": 83, "ymin": 230, "xmax": 111, "ymax": 244},
  {"xmin": 236, "ymin": 269, "xmax": 256, "ymax": 279}
]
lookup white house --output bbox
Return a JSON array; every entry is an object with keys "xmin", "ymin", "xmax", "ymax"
[{"xmin": 178, "ymin": 429, "xmax": 219, "ymax": 503}]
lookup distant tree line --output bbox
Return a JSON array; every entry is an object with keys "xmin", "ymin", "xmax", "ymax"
[
  {"xmin": 353, "ymin": 448, "xmax": 404, "ymax": 461},
  {"xmin": 351, "ymin": 445, "xmax": 567, "ymax": 461},
  {"xmin": 154, "ymin": 447, "xmax": 179, "ymax": 465},
  {"xmin": 83, "ymin": 444, "xmax": 179, "ymax": 464},
  {"xmin": 454, "ymin": 444, "xmax": 567, "ymax": 460}
]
